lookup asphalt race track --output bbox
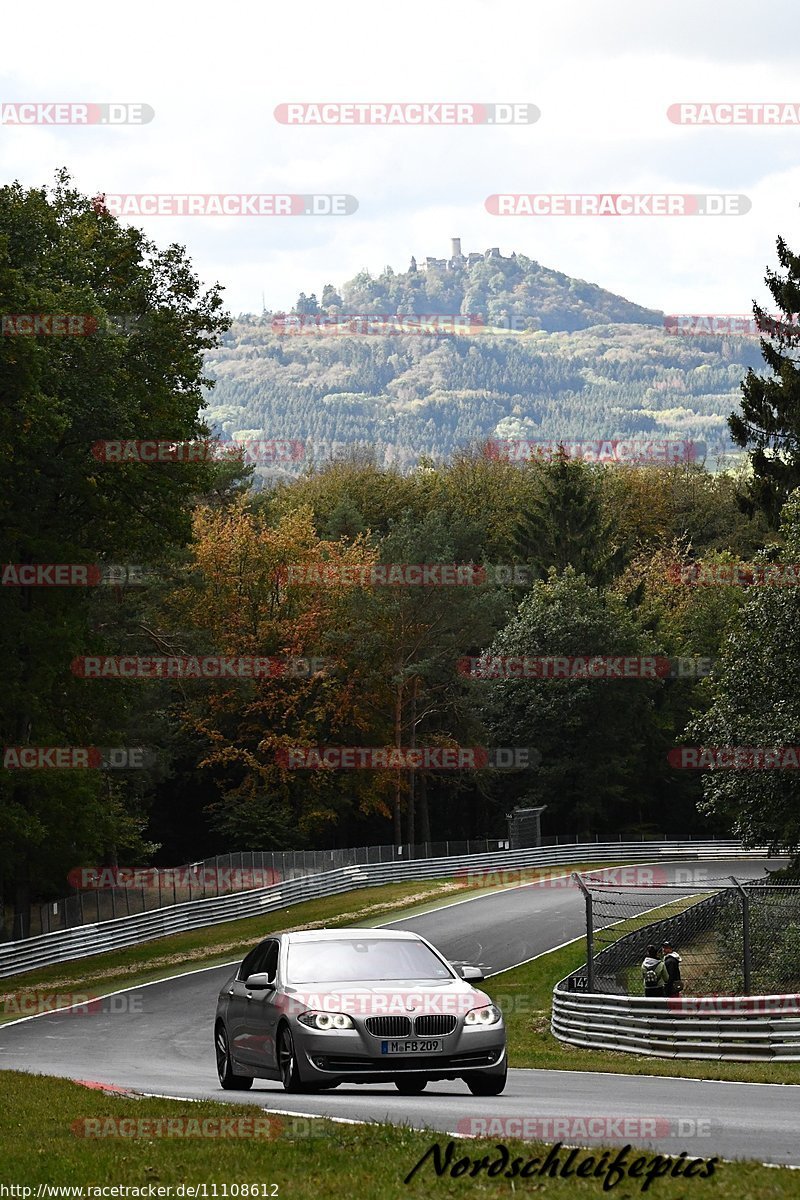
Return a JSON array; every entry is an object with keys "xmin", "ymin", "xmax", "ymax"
[{"xmin": 2, "ymin": 857, "xmax": 800, "ymax": 1166}]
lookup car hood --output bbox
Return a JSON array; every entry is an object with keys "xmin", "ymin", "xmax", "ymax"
[{"xmin": 278, "ymin": 978, "xmax": 492, "ymax": 1019}]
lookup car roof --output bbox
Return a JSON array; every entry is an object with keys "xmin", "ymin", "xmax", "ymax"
[{"xmin": 283, "ymin": 928, "xmax": 421, "ymax": 943}]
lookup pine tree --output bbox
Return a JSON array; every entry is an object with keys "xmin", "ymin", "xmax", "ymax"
[
  {"xmin": 513, "ymin": 453, "xmax": 621, "ymax": 584},
  {"xmin": 730, "ymin": 237, "xmax": 800, "ymax": 526}
]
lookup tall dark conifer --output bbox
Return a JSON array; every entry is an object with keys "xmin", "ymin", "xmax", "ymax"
[
  {"xmin": 730, "ymin": 237, "xmax": 800, "ymax": 526},
  {"xmin": 513, "ymin": 451, "xmax": 620, "ymax": 584}
]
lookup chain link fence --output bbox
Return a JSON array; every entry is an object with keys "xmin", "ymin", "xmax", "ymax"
[{"xmin": 568, "ymin": 870, "xmax": 800, "ymax": 997}]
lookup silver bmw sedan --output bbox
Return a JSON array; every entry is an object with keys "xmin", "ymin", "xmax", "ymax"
[{"xmin": 214, "ymin": 928, "xmax": 507, "ymax": 1095}]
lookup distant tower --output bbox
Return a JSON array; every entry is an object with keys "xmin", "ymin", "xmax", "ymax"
[
  {"xmin": 409, "ymin": 255, "xmax": 417, "ymax": 273},
  {"xmin": 451, "ymin": 237, "xmax": 463, "ymax": 259}
]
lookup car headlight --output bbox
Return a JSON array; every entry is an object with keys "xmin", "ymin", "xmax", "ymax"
[
  {"xmin": 464, "ymin": 1004, "xmax": 502, "ymax": 1026},
  {"xmin": 297, "ymin": 1010, "xmax": 355, "ymax": 1031}
]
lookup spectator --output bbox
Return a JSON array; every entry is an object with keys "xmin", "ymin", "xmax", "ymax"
[
  {"xmin": 641, "ymin": 943, "xmax": 668, "ymax": 997},
  {"xmin": 662, "ymin": 941, "xmax": 683, "ymax": 996}
]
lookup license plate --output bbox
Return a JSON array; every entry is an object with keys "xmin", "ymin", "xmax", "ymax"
[{"xmin": 380, "ymin": 1039, "xmax": 443, "ymax": 1055}]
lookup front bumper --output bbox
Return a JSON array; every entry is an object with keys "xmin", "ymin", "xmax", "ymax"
[{"xmin": 292, "ymin": 1019, "xmax": 507, "ymax": 1082}]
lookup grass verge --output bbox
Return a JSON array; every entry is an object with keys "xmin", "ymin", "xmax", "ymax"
[{"xmin": 0, "ymin": 1070, "xmax": 796, "ymax": 1195}]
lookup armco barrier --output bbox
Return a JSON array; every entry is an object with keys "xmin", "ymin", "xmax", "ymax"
[
  {"xmin": 551, "ymin": 987, "xmax": 800, "ymax": 1061},
  {"xmin": 0, "ymin": 839, "xmax": 767, "ymax": 980}
]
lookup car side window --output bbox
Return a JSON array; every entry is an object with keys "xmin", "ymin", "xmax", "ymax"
[
  {"xmin": 262, "ymin": 940, "xmax": 279, "ymax": 981},
  {"xmin": 237, "ymin": 942, "xmax": 267, "ymax": 982}
]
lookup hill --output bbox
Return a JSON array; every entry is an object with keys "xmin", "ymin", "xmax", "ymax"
[{"xmin": 203, "ymin": 244, "xmax": 763, "ymax": 477}]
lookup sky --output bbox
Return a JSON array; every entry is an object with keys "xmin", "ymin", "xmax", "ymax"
[{"xmin": 2, "ymin": 0, "xmax": 800, "ymax": 319}]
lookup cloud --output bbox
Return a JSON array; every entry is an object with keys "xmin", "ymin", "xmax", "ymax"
[{"xmin": 2, "ymin": 0, "xmax": 799, "ymax": 313}]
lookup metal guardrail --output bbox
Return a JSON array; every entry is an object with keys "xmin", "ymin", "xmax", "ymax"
[
  {"xmin": 15, "ymin": 832, "xmax": 685, "ymax": 941},
  {"xmin": 551, "ymin": 988, "xmax": 800, "ymax": 1061},
  {"xmin": 0, "ymin": 839, "xmax": 766, "ymax": 981}
]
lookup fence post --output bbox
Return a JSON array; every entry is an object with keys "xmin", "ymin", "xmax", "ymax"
[
  {"xmin": 572, "ymin": 873, "xmax": 594, "ymax": 992},
  {"xmin": 730, "ymin": 876, "xmax": 752, "ymax": 994}
]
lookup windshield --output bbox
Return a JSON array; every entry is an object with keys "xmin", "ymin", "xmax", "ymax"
[{"xmin": 286, "ymin": 938, "xmax": 455, "ymax": 984}]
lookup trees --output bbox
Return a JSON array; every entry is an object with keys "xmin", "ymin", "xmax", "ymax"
[
  {"xmin": 512, "ymin": 453, "xmax": 622, "ymax": 584},
  {"xmin": 0, "ymin": 171, "xmax": 232, "ymax": 930},
  {"xmin": 341, "ymin": 509, "xmax": 509, "ymax": 845},
  {"xmin": 688, "ymin": 492, "xmax": 800, "ymax": 854},
  {"xmin": 294, "ymin": 292, "xmax": 319, "ymax": 315},
  {"xmin": 477, "ymin": 569, "xmax": 661, "ymax": 835},
  {"xmin": 731, "ymin": 237, "xmax": 800, "ymax": 525},
  {"xmin": 168, "ymin": 504, "xmax": 384, "ymax": 847}
]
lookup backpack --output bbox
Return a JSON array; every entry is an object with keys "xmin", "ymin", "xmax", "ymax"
[{"xmin": 643, "ymin": 962, "xmax": 660, "ymax": 986}]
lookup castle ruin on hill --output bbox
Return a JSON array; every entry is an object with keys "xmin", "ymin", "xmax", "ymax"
[{"xmin": 409, "ymin": 238, "xmax": 516, "ymax": 272}]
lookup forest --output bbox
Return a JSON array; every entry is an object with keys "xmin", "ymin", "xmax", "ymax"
[
  {"xmin": 207, "ymin": 249, "xmax": 763, "ymax": 476},
  {"xmin": 3, "ymin": 176, "xmax": 800, "ymax": 934}
]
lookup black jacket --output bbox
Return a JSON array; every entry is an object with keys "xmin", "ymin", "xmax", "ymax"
[{"xmin": 664, "ymin": 951, "xmax": 682, "ymax": 994}]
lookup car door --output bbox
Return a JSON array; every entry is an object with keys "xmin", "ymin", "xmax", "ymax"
[
  {"xmin": 239, "ymin": 938, "xmax": 280, "ymax": 1070},
  {"xmin": 226, "ymin": 943, "xmax": 268, "ymax": 1067}
]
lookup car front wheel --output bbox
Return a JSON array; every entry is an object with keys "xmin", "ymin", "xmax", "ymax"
[
  {"xmin": 395, "ymin": 1074, "xmax": 427, "ymax": 1094},
  {"xmin": 278, "ymin": 1026, "xmax": 307, "ymax": 1092},
  {"xmin": 215, "ymin": 1023, "xmax": 253, "ymax": 1091},
  {"xmin": 465, "ymin": 1064, "xmax": 507, "ymax": 1096}
]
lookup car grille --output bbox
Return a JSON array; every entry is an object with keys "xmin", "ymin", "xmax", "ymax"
[
  {"xmin": 414, "ymin": 1015, "xmax": 457, "ymax": 1036},
  {"xmin": 365, "ymin": 1016, "xmax": 412, "ymax": 1038}
]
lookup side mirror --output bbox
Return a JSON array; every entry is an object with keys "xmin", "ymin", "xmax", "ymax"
[
  {"xmin": 459, "ymin": 965, "xmax": 485, "ymax": 982},
  {"xmin": 245, "ymin": 972, "xmax": 275, "ymax": 990}
]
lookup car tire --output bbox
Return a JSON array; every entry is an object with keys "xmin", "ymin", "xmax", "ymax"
[
  {"xmin": 465, "ymin": 1064, "xmax": 507, "ymax": 1096},
  {"xmin": 278, "ymin": 1026, "xmax": 307, "ymax": 1093},
  {"xmin": 215, "ymin": 1023, "xmax": 253, "ymax": 1091},
  {"xmin": 394, "ymin": 1075, "xmax": 428, "ymax": 1094}
]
